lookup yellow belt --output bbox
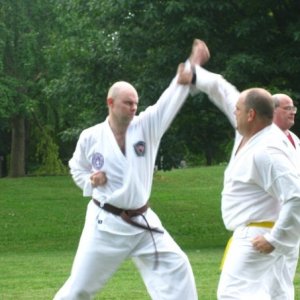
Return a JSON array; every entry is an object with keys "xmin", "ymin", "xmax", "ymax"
[
  {"xmin": 247, "ymin": 221, "xmax": 274, "ymax": 228},
  {"xmin": 220, "ymin": 222, "xmax": 275, "ymax": 270}
]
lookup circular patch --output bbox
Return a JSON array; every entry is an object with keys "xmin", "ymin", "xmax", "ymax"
[{"xmin": 92, "ymin": 152, "xmax": 104, "ymax": 170}]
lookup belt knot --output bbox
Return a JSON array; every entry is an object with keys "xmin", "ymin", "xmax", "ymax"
[{"xmin": 93, "ymin": 198, "xmax": 163, "ymax": 269}]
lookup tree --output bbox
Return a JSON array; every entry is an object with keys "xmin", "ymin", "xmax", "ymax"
[
  {"xmin": 43, "ymin": 0, "xmax": 300, "ymax": 167},
  {"xmin": 0, "ymin": 0, "xmax": 54, "ymax": 176},
  {"xmin": 1, "ymin": 0, "xmax": 300, "ymax": 175}
]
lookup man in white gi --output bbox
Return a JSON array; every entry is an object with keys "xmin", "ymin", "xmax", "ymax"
[
  {"xmin": 53, "ymin": 39, "xmax": 210, "ymax": 300},
  {"xmin": 191, "ymin": 52, "xmax": 300, "ymax": 299}
]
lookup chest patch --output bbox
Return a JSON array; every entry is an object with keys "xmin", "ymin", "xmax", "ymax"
[
  {"xmin": 92, "ymin": 152, "xmax": 104, "ymax": 170},
  {"xmin": 134, "ymin": 141, "xmax": 146, "ymax": 156}
]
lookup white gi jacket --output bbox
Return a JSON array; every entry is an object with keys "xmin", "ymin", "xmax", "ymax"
[
  {"xmin": 69, "ymin": 75, "xmax": 189, "ymax": 235},
  {"xmin": 194, "ymin": 65, "xmax": 300, "ymax": 255}
]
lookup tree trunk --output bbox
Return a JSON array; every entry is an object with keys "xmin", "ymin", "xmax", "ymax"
[
  {"xmin": 205, "ymin": 148, "xmax": 212, "ymax": 166},
  {"xmin": 9, "ymin": 116, "xmax": 25, "ymax": 177}
]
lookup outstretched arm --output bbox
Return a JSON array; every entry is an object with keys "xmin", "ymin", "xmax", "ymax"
[
  {"xmin": 192, "ymin": 66, "xmax": 239, "ymax": 128},
  {"xmin": 177, "ymin": 39, "xmax": 210, "ymax": 85},
  {"xmin": 140, "ymin": 39, "xmax": 211, "ymax": 141}
]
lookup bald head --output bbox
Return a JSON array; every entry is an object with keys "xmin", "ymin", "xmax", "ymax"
[{"xmin": 107, "ymin": 81, "xmax": 138, "ymax": 100}]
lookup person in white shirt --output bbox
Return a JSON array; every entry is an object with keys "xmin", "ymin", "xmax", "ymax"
[
  {"xmin": 267, "ymin": 93, "xmax": 300, "ymax": 298},
  {"xmin": 273, "ymin": 93, "xmax": 300, "ymax": 152},
  {"xmin": 53, "ymin": 39, "xmax": 210, "ymax": 300},
  {"xmin": 190, "ymin": 46, "xmax": 300, "ymax": 300}
]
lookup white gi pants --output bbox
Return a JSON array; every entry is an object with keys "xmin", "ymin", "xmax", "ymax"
[
  {"xmin": 218, "ymin": 226, "xmax": 293, "ymax": 300},
  {"xmin": 265, "ymin": 241, "xmax": 299, "ymax": 299},
  {"xmin": 53, "ymin": 200, "xmax": 197, "ymax": 300}
]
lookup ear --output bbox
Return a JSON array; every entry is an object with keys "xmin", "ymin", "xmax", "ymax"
[
  {"xmin": 107, "ymin": 97, "xmax": 113, "ymax": 107},
  {"xmin": 248, "ymin": 108, "xmax": 256, "ymax": 121}
]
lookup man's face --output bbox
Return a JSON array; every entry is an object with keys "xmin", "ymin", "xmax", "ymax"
[
  {"xmin": 111, "ymin": 88, "xmax": 138, "ymax": 125},
  {"xmin": 235, "ymin": 94, "xmax": 249, "ymax": 135},
  {"xmin": 273, "ymin": 96, "xmax": 296, "ymax": 131}
]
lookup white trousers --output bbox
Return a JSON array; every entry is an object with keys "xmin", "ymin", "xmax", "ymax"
[
  {"xmin": 53, "ymin": 201, "xmax": 198, "ymax": 300},
  {"xmin": 218, "ymin": 226, "xmax": 295, "ymax": 300},
  {"xmin": 265, "ymin": 242, "xmax": 299, "ymax": 299}
]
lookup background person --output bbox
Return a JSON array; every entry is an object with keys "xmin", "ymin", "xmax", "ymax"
[
  {"xmin": 272, "ymin": 93, "xmax": 300, "ymax": 151},
  {"xmin": 267, "ymin": 93, "xmax": 300, "ymax": 297}
]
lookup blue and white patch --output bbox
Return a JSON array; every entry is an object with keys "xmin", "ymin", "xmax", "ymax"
[
  {"xmin": 134, "ymin": 141, "xmax": 146, "ymax": 156},
  {"xmin": 92, "ymin": 152, "xmax": 104, "ymax": 170}
]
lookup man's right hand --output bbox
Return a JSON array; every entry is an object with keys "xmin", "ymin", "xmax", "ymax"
[
  {"xmin": 177, "ymin": 63, "xmax": 193, "ymax": 85},
  {"xmin": 90, "ymin": 171, "xmax": 107, "ymax": 187}
]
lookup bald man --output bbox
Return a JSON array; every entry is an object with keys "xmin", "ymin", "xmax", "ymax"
[{"xmin": 53, "ymin": 39, "xmax": 210, "ymax": 300}]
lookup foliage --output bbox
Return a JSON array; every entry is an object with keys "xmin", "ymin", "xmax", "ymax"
[
  {"xmin": 43, "ymin": 0, "xmax": 300, "ymax": 169},
  {"xmin": 0, "ymin": 0, "xmax": 49, "ymax": 117},
  {"xmin": 0, "ymin": 0, "xmax": 56, "ymax": 176},
  {"xmin": 175, "ymin": 93, "xmax": 234, "ymax": 165},
  {"xmin": 1, "ymin": 0, "xmax": 300, "ymax": 174},
  {"xmin": 33, "ymin": 127, "xmax": 68, "ymax": 176}
]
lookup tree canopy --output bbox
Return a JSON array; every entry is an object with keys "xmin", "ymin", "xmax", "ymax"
[{"xmin": 1, "ymin": 0, "xmax": 300, "ymax": 176}]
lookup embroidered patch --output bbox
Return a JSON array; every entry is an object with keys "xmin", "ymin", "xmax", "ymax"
[
  {"xmin": 92, "ymin": 152, "xmax": 104, "ymax": 170},
  {"xmin": 134, "ymin": 141, "xmax": 146, "ymax": 156}
]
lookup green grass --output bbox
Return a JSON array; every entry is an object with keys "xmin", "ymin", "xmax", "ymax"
[
  {"xmin": 0, "ymin": 249, "xmax": 223, "ymax": 299},
  {"xmin": 0, "ymin": 166, "xmax": 299, "ymax": 299},
  {"xmin": 0, "ymin": 166, "xmax": 230, "ymax": 253}
]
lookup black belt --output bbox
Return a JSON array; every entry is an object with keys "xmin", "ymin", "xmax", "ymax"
[{"xmin": 93, "ymin": 198, "xmax": 164, "ymax": 269}]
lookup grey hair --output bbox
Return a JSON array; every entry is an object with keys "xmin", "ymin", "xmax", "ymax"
[{"xmin": 272, "ymin": 95, "xmax": 280, "ymax": 108}]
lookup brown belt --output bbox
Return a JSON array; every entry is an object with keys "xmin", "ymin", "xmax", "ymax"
[{"xmin": 93, "ymin": 198, "xmax": 164, "ymax": 269}]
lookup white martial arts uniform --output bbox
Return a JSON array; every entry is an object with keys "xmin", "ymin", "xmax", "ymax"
[
  {"xmin": 53, "ymin": 74, "xmax": 198, "ymax": 300},
  {"xmin": 193, "ymin": 66, "xmax": 300, "ymax": 300},
  {"xmin": 266, "ymin": 130, "xmax": 300, "ymax": 299}
]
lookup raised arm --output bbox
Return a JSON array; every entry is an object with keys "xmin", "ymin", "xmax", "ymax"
[
  {"xmin": 138, "ymin": 39, "xmax": 211, "ymax": 141},
  {"xmin": 194, "ymin": 66, "xmax": 240, "ymax": 128}
]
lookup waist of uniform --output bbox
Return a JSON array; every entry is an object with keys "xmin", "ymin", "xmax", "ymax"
[
  {"xmin": 220, "ymin": 221, "xmax": 275, "ymax": 270},
  {"xmin": 247, "ymin": 221, "xmax": 275, "ymax": 228},
  {"xmin": 93, "ymin": 198, "xmax": 147, "ymax": 216},
  {"xmin": 93, "ymin": 198, "xmax": 163, "ymax": 270},
  {"xmin": 92, "ymin": 198, "xmax": 163, "ymax": 234}
]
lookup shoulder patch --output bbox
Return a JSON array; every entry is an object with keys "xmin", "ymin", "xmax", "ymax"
[{"xmin": 133, "ymin": 141, "xmax": 146, "ymax": 156}]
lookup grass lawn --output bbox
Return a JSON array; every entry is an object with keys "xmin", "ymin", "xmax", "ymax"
[
  {"xmin": 0, "ymin": 249, "xmax": 223, "ymax": 299},
  {"xmin": 0, "ymin": 166, "xmax": 299, "ymax": 299}
]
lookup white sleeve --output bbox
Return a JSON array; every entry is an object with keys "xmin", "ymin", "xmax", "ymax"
[
  {"xmin": 191, "ymin": 66, "xmax": 240, "ymax": 128},
  {"xmin": 254, "ymin": 147, "xmax": 300, "ymax": 253},
  {"xmin": 137, "ymin": 68, "xmax": 190, "ymax": 142},
  {"xmin": 264, "ymin": 160, "xmax": 300, "ymax": 253},
  {"xmin": 68, "ymin": 130, "xmax": 93, "ymax": 197},
  {"xmin": 265, "ymin": 196, "xmax": 300, "ymax": 254}
]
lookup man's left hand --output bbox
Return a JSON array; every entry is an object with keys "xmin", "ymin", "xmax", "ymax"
[{"xmin": 252, "ymin": 235, "xmax": 275, "ymax": 254}]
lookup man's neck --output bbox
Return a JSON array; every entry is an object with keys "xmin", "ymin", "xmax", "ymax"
[
  {"xmin": 108, "ymin": 118, "xmax": 127, "ymax": 136},
  {"xmin": 108, "ymin": 118, "xmax": 127, "ymax": 154}
]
